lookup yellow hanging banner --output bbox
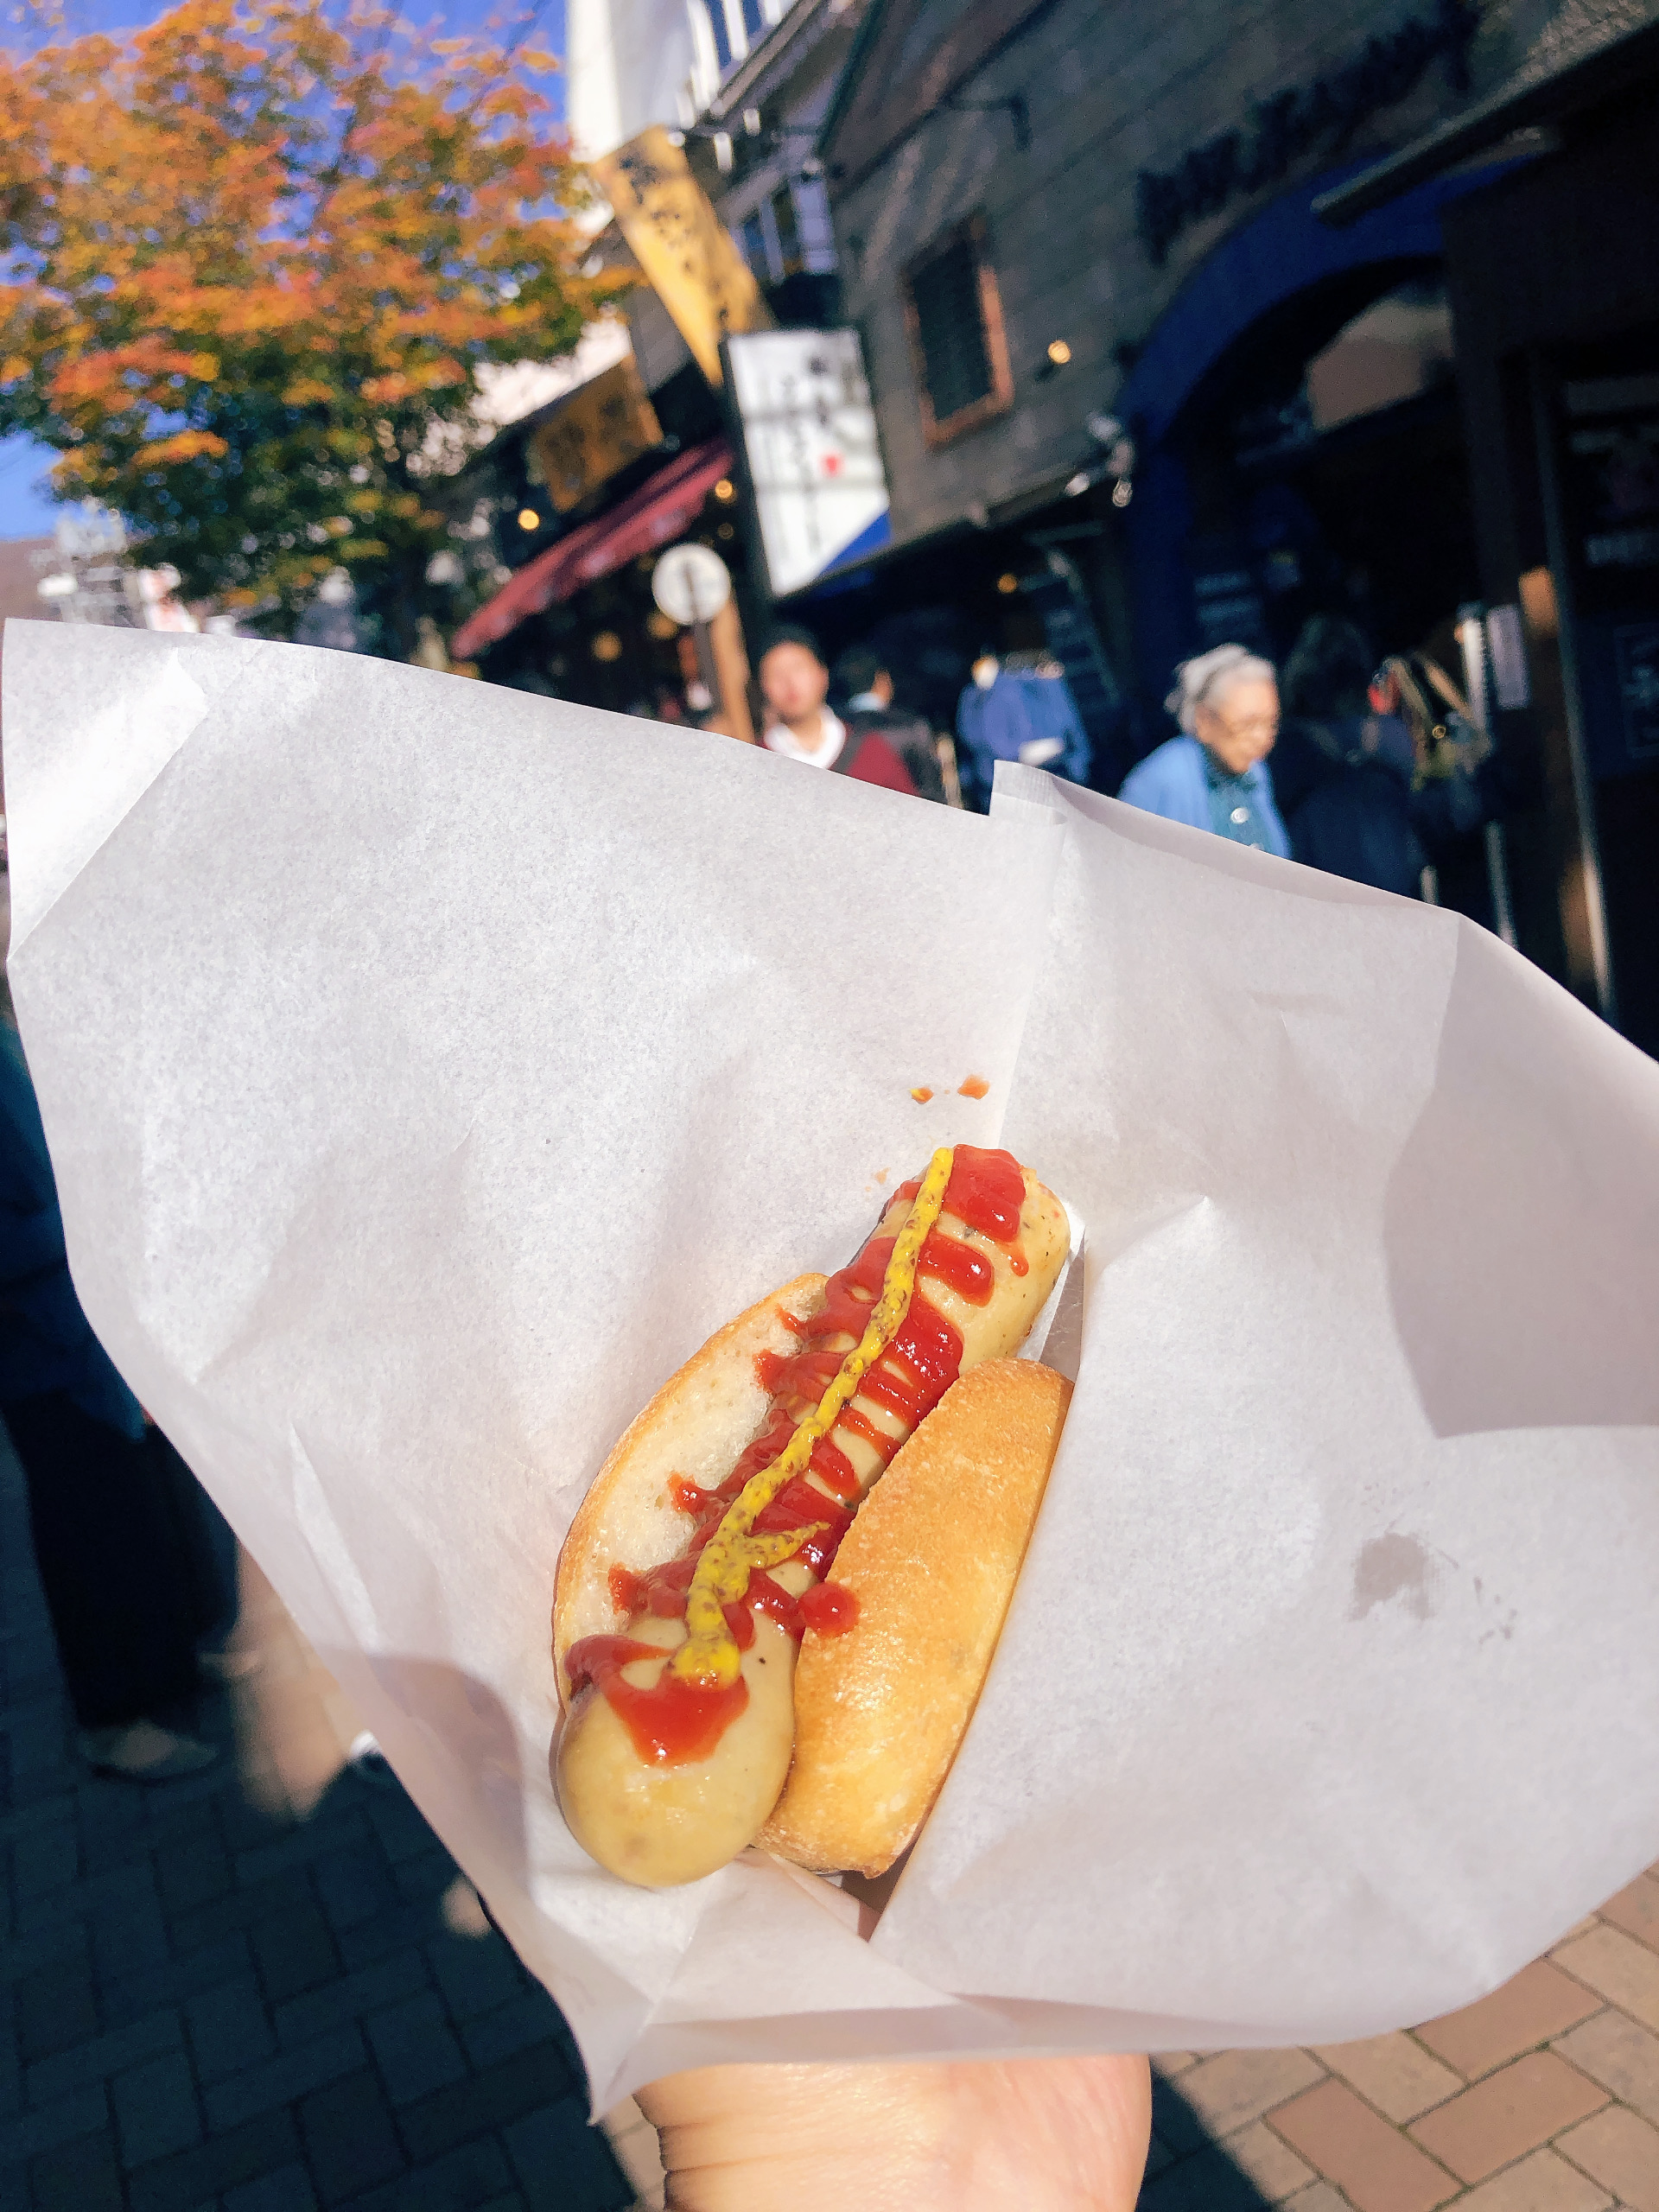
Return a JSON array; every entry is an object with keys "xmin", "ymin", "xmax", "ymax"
[
  {"xmin": 592, "ymin": 126, "xmax": 772, "ymax": 387},
  {"xmin": 528, "ymin": 356, "xmax": 664, "ymax": 514}
]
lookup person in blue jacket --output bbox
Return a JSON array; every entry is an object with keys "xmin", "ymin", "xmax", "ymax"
[
  {"xmin": 1118, "ymin": 643, "xmax": 1290, "ymax": 857},
  {"xmin": 955, "ymin": 655, "xmax": 1091, "ymax": 803},
  {"xmin": 0, "ymin": 1020, "xmax": 227, "ymax": 1779}
]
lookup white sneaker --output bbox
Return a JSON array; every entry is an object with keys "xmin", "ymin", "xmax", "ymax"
[{"xmin": 78, "ymin": 1720, "xmax": 220, "ymax": 1781}]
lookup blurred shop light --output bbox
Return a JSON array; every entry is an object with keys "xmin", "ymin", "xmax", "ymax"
[
  {"xmin": 1112, "ymin": 480, "xmax": 1133, "ymax": 507},
  {"xmin": 996, "ymin": 572, "xmax": 1019, "ymax": 594},
  {"xmin": 714, "ymin": 478, "xmax": 735, "ymax": 501},
  {"xmin": 591, "ymin": 630, "xmax": 623, "ymax": 660},
  {"xmin": 425, "ymin": 549, "xmax": 464, "ymax": 585},
  {"xmin": 646, "ymin": 609, "xmax": 678, "ymax": 639},
  {"xmin": 1046, "ymin": 340, "xmax": 1071, "ymax": 365},
  {"xmin": 1065, "ymin": 472, "xmax": 1091, "ymax": 497},
  {"xmin": 518, "ymin": 508, "xmax": 541, "ymax": 531}
]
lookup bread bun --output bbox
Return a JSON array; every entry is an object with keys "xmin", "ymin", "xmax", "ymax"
[{"xmin": 758, "ymin": 1357, "xmax": 1071, "ymax": 1877}]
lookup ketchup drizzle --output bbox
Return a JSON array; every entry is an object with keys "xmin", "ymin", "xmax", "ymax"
[{"xmin": 575, "ymin": 1148, "xmax": 1029, "ymax": 1762}]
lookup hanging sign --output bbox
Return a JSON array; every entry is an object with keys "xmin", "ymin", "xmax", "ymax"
[
  {"xmin": 529, "ymin": 356, "xmax": 663, "ymax": 514},
  {"xmin": 591, "ymin": 127, "xmax": 772, "ymax": 387},
  {"xmin": 724, "ymin": 328, "xmax": 892, "ymax": 600}
]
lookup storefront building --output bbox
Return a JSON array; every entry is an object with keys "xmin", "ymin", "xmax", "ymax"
[
  {"xmin": 1321, "ymin": 0, "xmax": 1659, "ymax": 1048},
  {"xmin": 806, "ymin": 1, "xmax": 1584, "ymax": 810}
]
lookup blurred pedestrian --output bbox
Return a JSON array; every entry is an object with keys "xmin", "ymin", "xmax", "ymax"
[
  {"xmin": 757, "ymin": 628, "xmax": 916, "ymax": 795},
  {"xmin": 1270, "ymin": 615, "xmax": 1426, "ymax": 896},
  {"xmin": 833, "ymin": 645, "xmax": 949, "ymax": 804},
  {"xmin": 0, "ymin": 1022, "xmax": 228, "ymax": 1779},
  {"xmin": 955, "ymin": 652, "xmax": 1090, "ymax": 804},
  {"xmin": 1118, "ymin": 644, "xmax": 1289, "ymax": 856}
]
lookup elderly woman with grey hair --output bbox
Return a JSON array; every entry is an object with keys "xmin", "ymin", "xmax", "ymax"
[{"xmin": 1118, "ymin": 643, "xmax": 1290, "ymax": 857}]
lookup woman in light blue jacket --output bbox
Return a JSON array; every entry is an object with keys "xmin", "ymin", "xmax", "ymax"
[{"xmin": 1118, "ymin": 643, "xmax": 1290, "ymax": 857}]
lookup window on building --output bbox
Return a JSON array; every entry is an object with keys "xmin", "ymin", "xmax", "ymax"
[
  {"xmin": 770, "ymin": 185, "xmax": 804, "ymax": 276},
  {"xmin": 702, "ymin": 0, "xmax": 731, "ymax": 73},
  {"xmin": 902, "ymin": 215, "xmax": 1013, "ymax": 446},
  {"xmin": 740, "ymin": 212, "xmax": 769, "ymax": 277}
]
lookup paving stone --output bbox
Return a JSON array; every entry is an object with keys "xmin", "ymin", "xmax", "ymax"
[
  {"xmin": 201, "ymin": 2023, "xmax": 367, "ymax": 2133},
  {"xmin": 1409, "ymin": 2050, "xmax": 1609, "ymax": 2184},
  {"xmin": 299, "ymin": 2067, "xmax": 407, "ymax": 2204},
  {"xmin": 364, "ymin": 1792, "xmax": 438, "ymax": 1866},
  {"xmin": 29, "ymin": 2123, "xmax": 124, "ymax": 2211},
  {"xmin": 2, "ymin": 1914, "xmax": 89, "ymax": 1988},
  {"xmin": 1554, "ymin": 2105, "xmax": 1659, "ymax": 2212},
  {"xmin": 1313, "ymin": 2032, "xmax": 1464, "ymax": 2124},
  {"xmin": 113, "ymin": 2048, "xmax": 204, "ymax": 2167},
  {"xmin": 396, "ymin": 1849, "xmax": 461, "ymax": 1905},
  {"xmin": 312, "ymin": 1841, "xmax": 399, "ymax": 1935},
  {"xmin": 1452, "ymin": 2145, "xmax": 1615, "ymax": 2209},
  {"xmin": 344, "ymin": 2133, "xmax": 517, "ymax": 2210},
  {"xmin": 24, "ymin": 2005, "xmax": 182, "ymax": 2106},
  {"xmin": 185, "ymin": 1972, "xmax": 276, "ymax": 2084},
  {"xmin": 223, "ymin": 2164, "xmax": 322, "ymax": 2212},
  {"xmin": 101, "ymin": 1931, "xmax": 256, "ymax": 2031},
  {"xmin": 156, "ymin": 1831, "xmax": 236, "ymax": 1915},
  {"xmin": 365, "ymin": 1988, "xmax": 469, "ymax": 2106},
  {"xmin": 1596, "ymin": 1876, "xmax": 1659, "ymax": 1959},
  {"xmin": 1149, "ymin": 2070, "xmax": 1217, "ymax": 2157},
  {"xmin": 1268, "ymin": 2077, "xmax": 1459, "ymax": 2212},
  {"xmin": 502, "ymin": 2096, "xmax": 634, "ymax": 2212},
  {"xmin": 1153, "ymin": 2051, "xmax": 1199, "ymax": 2075},
  {"xmin": 1417, "ymin": 1963, "xmax": 1606, "ymax": 2081},
  {"xmin": 250, "ymin": 1897, "xmax": 342, "ymax": 2005},
  {"xmin": 13, "ymin": 1954, "xmax": 100, "ymax": 2064},
  {"xmin": 396, "ymin": 2044, "xmax": 583, "ymax": 2166},
  {"xmin": 1281, "ymin": 2190, "xmax": 1351, "ymax": 2212},
  {"xmin": 460, "ymin": 1992, "xmax": 569, "ymax": 2074},
  {"xmin": 10, "ymin": 1811, "xmax": 79, "ymax": 1900},
  {"xmin": 1554, "ymin": 2008, "xmax": 1659, "ymax": 2129},
  {"xmin": 1553, "ymin": 1927, "xmax": 1659, "ymax": 2037},
  {"xmin": 168, "ymin": 1868, "xmax": 317, "ymax": 1958},
  {"xmin": 233, "ymin": 1808, "xmax": 372, "ymax": 1889},
  {"xmin": 8, "ymin": 2080, "xmax": 111, "ymax": 2160},
  {"xmin": 273, "ymin": 1947, "xmax": 431, "ymax": 2048},
  {"xmin": 338, "ymin": 1896, "xmax": 454, "ymax": 1973},
  {"xmin": 1224, "ymin": 2115, "xmax": 1317, "ymax": 2197},
  {"xmin": 1179, "ymin": 2047, "xmax": 1328, "ymax": 2137},
  {"xmin": 90, "ymin": 1866, "xmax": 169, "ymax": 1980},
  {"xmin": 126, "ymin": 2106, "xmax": 304, "ymax": 2212},
  {"xmin": 429, "ymin": 1931, "xmax": 528, "ymax": 2024}
]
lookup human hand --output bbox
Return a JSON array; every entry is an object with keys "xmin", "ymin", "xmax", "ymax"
[{"xmin": 638, "ymin": 2050, "xmax": 1152, "ymax": 2211}]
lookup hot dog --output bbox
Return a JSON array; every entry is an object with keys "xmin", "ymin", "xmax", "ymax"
[{"xmin": 553, "ymin": 1145, "xmax": 1071, "ymax": 1888}]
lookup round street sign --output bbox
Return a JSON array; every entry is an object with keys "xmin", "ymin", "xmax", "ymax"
[{"xmin": 652, "ymin": 543, "xmax": 731, "ymax": 626}]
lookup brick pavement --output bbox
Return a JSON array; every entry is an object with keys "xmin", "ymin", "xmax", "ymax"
[
  {"xmin": 1143, "ymin": 1878, "xmax": 1659, "ymax": 2210},
  {"xmin": 6, "ymin": 1413, "xmax": 1656, "ymax": 2211},
  {"xmin": 0, "ymin": 1431, "xmax": 659, "ymax": 2212}
]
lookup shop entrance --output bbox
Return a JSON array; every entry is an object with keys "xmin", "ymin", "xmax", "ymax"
[{"xmin": 1171, "ymin": 260, "xmax": 1478, "ymax": 674}]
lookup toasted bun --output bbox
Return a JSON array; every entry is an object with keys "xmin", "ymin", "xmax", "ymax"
[
  {"xmin": 552, "ymin": 1274, "xmax": 826, "ymax": 1705},
  {"xmin": 758, "ymin": 1357, "xmax": 1071, "ymax": 1877}
]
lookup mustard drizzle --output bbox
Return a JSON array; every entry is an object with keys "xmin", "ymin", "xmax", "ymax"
[{"xmin": 669, "ymin": 1146, "xmax": 956, "ymax": 1687}]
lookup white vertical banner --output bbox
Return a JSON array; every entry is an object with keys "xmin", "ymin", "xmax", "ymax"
[{"xmin": 725, "ymin": 328, "xmax": 893, "ymax": 599}]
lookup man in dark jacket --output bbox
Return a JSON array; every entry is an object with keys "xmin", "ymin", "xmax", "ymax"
[
  {"xmin": 757, "ymin": 629, "xmax": 917, "ymax": 796},
  {"xmin": 832, "ymin": 645, "xmax": 949, "ymax": 804}
]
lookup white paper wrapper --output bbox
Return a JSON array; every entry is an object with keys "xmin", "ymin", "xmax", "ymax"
[{"xmin": 6, "ymin": 623, "xmax": 1658, "ymax": 2112}]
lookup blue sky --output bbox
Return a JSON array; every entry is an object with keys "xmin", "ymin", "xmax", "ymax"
[{"xmin": 0, "ymin": 0, "xmax": 566, "ymax": 540}]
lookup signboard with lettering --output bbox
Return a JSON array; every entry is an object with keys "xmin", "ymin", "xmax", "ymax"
[
  {"xmin": 592, "ymin": 127, "xmax": 772, "ymax": 387},
  {"xmin": 528, "ymin": 356, "xmax": 663, "ymax": 514},
  {"xmin": 724, "ymin": 328, "xmax": 893, "ymax": 601}
]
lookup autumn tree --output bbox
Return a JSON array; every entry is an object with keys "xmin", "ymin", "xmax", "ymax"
[{"xmin": 0, "ymin": 0, "xmax": 625, "ymax": 654}]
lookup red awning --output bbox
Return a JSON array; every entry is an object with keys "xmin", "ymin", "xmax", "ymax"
[{"xmin": 451, "ymin": 437, "xmax": 734, "ymax": 658}]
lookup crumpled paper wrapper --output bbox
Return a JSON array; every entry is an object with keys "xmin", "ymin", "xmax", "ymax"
[{"xmin": 6, "ymin": 622, "xmax": 1657, "ymax": 2112}]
